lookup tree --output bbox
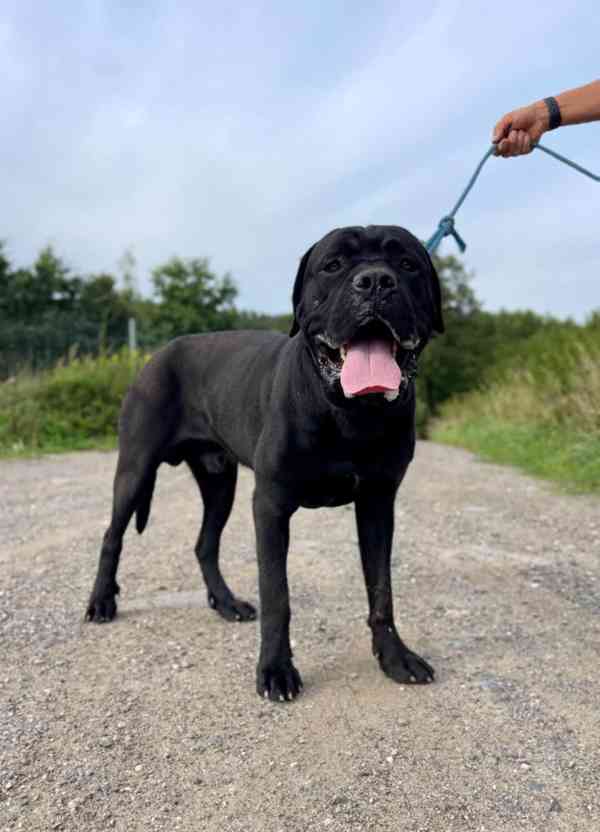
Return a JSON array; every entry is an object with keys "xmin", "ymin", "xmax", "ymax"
[
  {"xmin": 151, "ymin": 256, "xmax": 237, "ymax": 339},
  {"xmin": 418, "ymin": 255, "xmax": 483, "ymax": 420},
  {"xmin": 0, "ymin": 242, "xmax": 12, "ymax": 318},
  {"xmin": 79, "ymin": 273, "xmax": 131, "ymax": 337},
  {"xmin": 586, "ymin": 309, "xmax": 600, "ymax": 329},
  {"xmin": 0, "ymin": 245, "xmax": 76, "ymax": 321},
  {"xmin": 433, "ymin": 253, "xmax": 480, "ymax": 318},
  {"xmin": 416, "ymin": 255, "xmax": 551, "ymax": 432}
]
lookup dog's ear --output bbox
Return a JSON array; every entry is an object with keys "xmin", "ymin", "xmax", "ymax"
[
  {"xmin": 426, "ymin": 251, "xmax": 444, "ymax": 334},
  {"xmin": 289, "ymin": 244, "xmax": 316, "ymax": 337}
]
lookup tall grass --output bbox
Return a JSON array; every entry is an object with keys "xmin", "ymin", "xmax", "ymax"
[
  {"xmin": 0, "ymin": 349, "xmax": 150, "ymax": 456},
  {"xmin": 432, "ymin": 322, "xmax": 600, "ymax": 492},
  {"xmin": 3, "ymin": 324, "xmax": 600, "ymax": 495}
]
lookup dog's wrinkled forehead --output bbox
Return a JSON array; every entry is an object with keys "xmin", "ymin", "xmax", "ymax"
[
  {"xmin": 309, "ymin": 225, "xmax": 428, "ymax": 269},
  {"xmin": 289, "ymin": 223, "xmax": 444, "ymax": 338}
]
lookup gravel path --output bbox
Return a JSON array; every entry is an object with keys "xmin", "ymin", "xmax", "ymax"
[{"xmin": 1, "ymin": 442, "xmax": 599, "ymax": 831}]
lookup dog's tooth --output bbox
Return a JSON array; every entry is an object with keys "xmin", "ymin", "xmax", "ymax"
[
  {"xmin": 343, "ymin": 390, "xmax": 355, "ymax": 399},
  {"xmin": 401, "ymin": 337, "xmax": 420, "ymax": 349},
  {"xmin": 384, "ymin": 390, "xmax": 399, "ymax": 402}
]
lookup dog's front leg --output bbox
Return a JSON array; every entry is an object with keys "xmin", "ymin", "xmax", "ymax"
[
  {"xmin": 355, "ymin": 482, "xmax": 435, "ymax": 685},
  {"xmin": 253, "ymin": 479, "xmax": 302, "ymax": 701}
]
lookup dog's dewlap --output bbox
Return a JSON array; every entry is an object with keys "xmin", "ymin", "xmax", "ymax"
[{"xmin": 340, "ymin": 337, "xmax": 401, "ymax": 397}]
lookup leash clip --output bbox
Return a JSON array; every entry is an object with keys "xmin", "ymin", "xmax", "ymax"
[
  {"xmin": 443, "ymin": 216, "xmax": 467, "ymax": 254},
  {"xmin": 426, "ymin": 215, "xmax": 466, "ymax": 256}
]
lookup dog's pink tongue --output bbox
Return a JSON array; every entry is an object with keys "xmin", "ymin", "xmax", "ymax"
[{"xmin": 340, "ymin": 338, "xmax": 401, "ymax": 396}]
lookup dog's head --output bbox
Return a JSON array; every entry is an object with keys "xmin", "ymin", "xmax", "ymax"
[{"xmin": 290, "ymin": 225, "xmax": 444, "ymax": 405}]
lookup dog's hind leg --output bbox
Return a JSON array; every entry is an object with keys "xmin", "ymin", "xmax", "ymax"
[
  {"xmin": 187, "ymin": 451, "xmax": 256, "ymax": 622},
  {"xmin": 86, "ymin": 451, "xmax": 158, "ymax": 622}
]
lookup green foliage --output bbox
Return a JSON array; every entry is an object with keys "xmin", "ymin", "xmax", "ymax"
[
  {"xmin": 4, "ymin": 236, "xmax": 599, "ymax": 494},
  {"xmin": 78, "ymin": 273, "xmax": 130, "ymax": 330},
  {"xmin": 432, "ymin": 319, "xmax": 600, "ymax": 491},
  {"xmin": 151, "ymin": 257, "xmax": 238, "ymax": 340},
  {"xmin": 0, "ymin": 243, "xmax": 12, "ymax": 313},
  {"xmin": 0, "ymin": 243, "xmax": 141, "ymax": 376},
  {"xmin": 418, "ymin": 254, "xmax": 485, "ymax": 424},
  {"xmin": 434, "ymin": 420, "xmax": 600, "ymax": 494},
  {"xmin": 0, "ymin": 350, "xmax": 149, "ymax": 455},
  {"xmin": 1, "ymin": 246, "xmax": 73, "ymax": 321},
  {"xmin": 0, "ymin": 244, "xmax": 240, "ymax": 378},
  {"xmin": 416, "ymin": 255, "xmax": 550, "ymax": 434}
]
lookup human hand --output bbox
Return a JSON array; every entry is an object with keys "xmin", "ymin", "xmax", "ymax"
[{"xmin": 492, "ymin": 101, "xmax": 550, "ymax": 157}]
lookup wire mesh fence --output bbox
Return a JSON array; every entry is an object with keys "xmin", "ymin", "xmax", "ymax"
[{"xmin": 0, "ymin": 318, "xmax": 160, "ymax": 379}]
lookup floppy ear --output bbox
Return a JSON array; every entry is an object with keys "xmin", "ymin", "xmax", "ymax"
[
  {"xmin": 289, "ymin": 244, "xmax": 316, "ymax": 337},
  {"xmin": 425, "ymin": 251, "xmax": 444, "ymax": 334}
]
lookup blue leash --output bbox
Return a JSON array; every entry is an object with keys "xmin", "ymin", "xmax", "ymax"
[{"xmin": 425, "ymin": 143, "xmax": 600, "ymax": 256}]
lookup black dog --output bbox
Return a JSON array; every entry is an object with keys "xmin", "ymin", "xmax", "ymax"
[{"xmin": 86, "ymin": 225, "xmax": 444, "ymax": 701}]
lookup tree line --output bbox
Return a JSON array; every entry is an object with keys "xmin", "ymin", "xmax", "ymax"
[
  {"xmin": 2, "ymin": 240, "xmax": 591, "ymax": 428},
  {"xmin": 0, "ymin": 243, "xmax": 290, "ymax": 378}
]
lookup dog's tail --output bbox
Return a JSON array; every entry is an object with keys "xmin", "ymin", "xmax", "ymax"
[{"xmin": 135, "ymin": 468, "xmax": 157, "ymax": 534}]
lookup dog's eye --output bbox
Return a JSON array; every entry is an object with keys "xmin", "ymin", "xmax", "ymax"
[
  {"xmin": 323, "ymin": 259, "xmax": 342, "ymax": 274},
  {"xmin": 399, "ymin": 257, "xmax": 418, "ymax": 272}
]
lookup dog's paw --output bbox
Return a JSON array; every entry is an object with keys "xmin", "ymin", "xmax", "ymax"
[
  {"xmin": 378, "ymin": 643, "xmax": 435, "ymax": 685},
  {"xmin": 85, "ymin": 582, "xmax": 120, "ymax": 623},
  {"xmin": 256, "ymin": 659, "xmax": 303, "ymax": 702},
  {"xmin": 208, "ymin": 592, "xmax": 257, "ymax": 622}
]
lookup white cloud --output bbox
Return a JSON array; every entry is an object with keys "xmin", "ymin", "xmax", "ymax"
[{"xmin": 1, "ymin": 0, "xmax": 598, "ymax": 320}]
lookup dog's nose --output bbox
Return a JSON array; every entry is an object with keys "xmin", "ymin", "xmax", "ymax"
[{"xmin": 352, "ymin": 270, "xmax": 397, "ymax": 294}]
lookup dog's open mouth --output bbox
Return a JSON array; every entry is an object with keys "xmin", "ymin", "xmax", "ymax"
[{"xmin": 315, "ymin": 320, "xmax": 419, "ymax": 401}]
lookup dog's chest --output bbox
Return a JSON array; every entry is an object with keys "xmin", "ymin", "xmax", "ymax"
[
  {"xmin": 295, "ymin": 449, "xmax": 387, "ymax": 509},
  {"xmin": 281, "ymin": 416, "xmax": 411, "ymax": 509},
  {"xmin": 293, "ymin": 455, "xmax": 357, "ymax": 508}
]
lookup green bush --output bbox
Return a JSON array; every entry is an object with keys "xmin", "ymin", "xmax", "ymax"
[
  {"xmin": 0, "ymin": 350, "xmax": 150, "ymax": 455},
  {"xmin": 431, "ymin": 319, "xmax": 600, "ymax": 491}
]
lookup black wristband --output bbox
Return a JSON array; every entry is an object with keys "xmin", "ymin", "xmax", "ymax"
[{"xmin": 544, "ymin": 96, "xmax": 562, "ymax": 130}]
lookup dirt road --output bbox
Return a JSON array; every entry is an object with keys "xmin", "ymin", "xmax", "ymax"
[{"xmin": 1, "ymin": 442, "xmax": 599, "ymax": 831}]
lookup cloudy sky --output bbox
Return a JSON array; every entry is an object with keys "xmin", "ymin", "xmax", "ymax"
[{"xmin": 2, "ymin": 0, "xmax": 599, "ymax": 320}]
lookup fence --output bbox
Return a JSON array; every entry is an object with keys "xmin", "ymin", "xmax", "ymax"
[{"xmin": 0, "ymin": 317, "xmax": 158, "ymax": 379}]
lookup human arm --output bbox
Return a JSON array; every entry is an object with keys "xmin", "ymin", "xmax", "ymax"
[{"xmin": 492, "ymin": 79, "xmax": 600, "ymax": 158}]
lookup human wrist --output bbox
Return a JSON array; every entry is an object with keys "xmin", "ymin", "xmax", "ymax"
[
  {"xmin": 543, "ymin": 96, "xmax": 562, "ymax": 130},
  {"xmin": 534, "ymin": 99, "xmax": 551, "ymax": 133}
]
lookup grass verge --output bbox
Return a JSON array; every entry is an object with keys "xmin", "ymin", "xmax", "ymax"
[
  {"xmin": 432, "ymin": 418, "xmax": 600, "ymax": 494},
  {"xmin": 430, "ymin": 322, "xmax": 600, "ymax": 494}
]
